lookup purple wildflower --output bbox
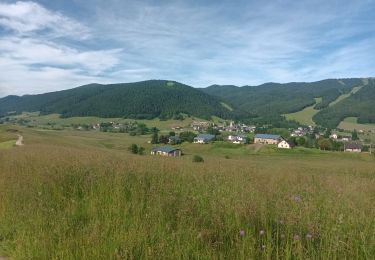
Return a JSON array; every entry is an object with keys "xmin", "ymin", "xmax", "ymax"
[
  {"xmin": 293, "ymin": 234, "xmax": 300, "ymax": 241},
  {"xmin": 239, "ymin": 230, "xmax": 245, "ymax": 236},
  {"xmin": 259, "ymin": 230, "xmax": 265, "ymax": 236},
  {"xmin": 306, "ymin": 233, "xmax": 313, "ymax": 240}
]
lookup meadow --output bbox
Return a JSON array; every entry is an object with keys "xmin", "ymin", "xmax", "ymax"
[
  {"xmin": 338, "ymin": 117, "xmax": 375, "ymax": 132},
  {"xmin": 0, "ymin": 126, "xmax": 374, "ymax": 259},
  {"xmin": 283, "ymin": 98, "xmax": 322, "ymax": 126}
]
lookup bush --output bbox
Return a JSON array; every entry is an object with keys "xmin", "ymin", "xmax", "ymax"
[
  {"xmin": 128, "ymin": 144, "xmax": 145, "ymax": 155},
  {"xmin": 192, "ymin": 155, "xmax": 204, "ymax": 163},
  {"xmin": 128, "ymin": 144, "xmax": 138, "ymax": 154},
  {"xmin": 138, "ymin": 147, "xmax": 145, "ymax": 155}
]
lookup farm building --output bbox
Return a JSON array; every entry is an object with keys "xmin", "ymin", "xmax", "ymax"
[
  {"xmin": 151, "ymin": 146, "xmax": 182, "ymax": 157},
  {"xmin": 228, "ymin": 135, "xmax": 247, "ymax": 144},
  {"xmin": 254, "ymin": 134, "xmax": 283, "ymax": 145},
  {"xmin": 344, "ymin": 143, "xmax": 363, "ymax": 153},
  {"xmin": 194, "ymin": 134, "xmax": 215, "ymax": 144},
  {"xmin": 277, "ymin": 140, "xmax": 294, "ymax": 149}
]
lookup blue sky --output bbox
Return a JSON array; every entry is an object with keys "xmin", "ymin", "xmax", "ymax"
[{"xmin": 0, "ymin": 0, "xmax": 375, "ymax": 96}]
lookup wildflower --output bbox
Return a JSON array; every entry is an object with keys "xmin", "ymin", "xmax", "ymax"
[
  {"xmin": 259, "ymin": 230, "xmax": 265, "ymax": 236},
  {"xmin": 261, "ymin": 245, "xmax": 266, "ymax": 251},
  {"xmin": 239, "ymin": 230, "xmax": 245, "ymax": 236},
  {"xmin": 293, "ymin": 234, "xmax": 300, "ymax": 241},
  {"xmin": 306, "ymin": 233, "xmax": 313, "ymax": 240}
]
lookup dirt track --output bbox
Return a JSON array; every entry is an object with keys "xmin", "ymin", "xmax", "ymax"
[{"xmin": 16, "ymin": 134, "xmax": 23, "ymax": 146}]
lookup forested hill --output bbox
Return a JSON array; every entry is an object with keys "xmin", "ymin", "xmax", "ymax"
[
  {"xmin": 313, "ymin": 78, "xmax": 375, "ymax": 128},
  {"xmin": 0, "ymin": 80, "xmax": 248, "ymax": 120},
  {"xmin": 203, "ymin": 79, "xmax": 364, "ymax": 115},
  {"xmin": 203, "ymin": 78, "xmax": 375, "ymax": 127}
]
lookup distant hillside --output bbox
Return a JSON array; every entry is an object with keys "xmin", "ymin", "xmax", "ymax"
[
  {"xmin": 203, "ymin": 78, "xmax": 371, "ymax": 127},
  {"xmin": 313, "ymin": 78, "xmax": 375, "ymax": 128},
  {"xmin": 0, "ymin": 80, "xmax": 248, "ymax": 120}
]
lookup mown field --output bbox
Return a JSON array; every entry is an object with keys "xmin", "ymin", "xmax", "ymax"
[
  {"xmin": 0, "ymin": 126, "xmax": 374, "ymax": 259},
  {"xmin": 283, "ymin": 98, "xmax": 322, "ymax": 126},
  {"xmin": 338, "ymin": 117, "xmax": 375, "ymax": 132}
]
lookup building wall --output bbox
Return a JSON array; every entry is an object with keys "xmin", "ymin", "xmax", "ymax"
[
  {"xmin": 345, "ymin": 148, "xmax": 361, "ymax": 153},
  {"xmin": 278, "ymin": 141, "xmax": 291, "ymax": 149},
  {"xmin": 254, "ymin": 138, "xmax": 279, "ymax": 145}
]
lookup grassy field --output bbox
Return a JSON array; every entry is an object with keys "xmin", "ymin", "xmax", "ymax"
[
  {"xmin": 8, "ymin": 112, "xmax": 206, "ymax": 131},
  {"xmin": 283, "ymin": 97, "xmax": 322, "ymax": 126},
  {"xmin": 338, "ymin": 117, "xmax": 375, "ymax": 132},
  {"xmin": 0, "ymin": 127, "xmax": 17, "ymax": 149},
  {"xmin": 0, "ymin": 125, "xmax": 374, "ymax": 259}
]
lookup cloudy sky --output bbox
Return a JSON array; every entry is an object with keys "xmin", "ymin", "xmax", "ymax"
[{"xmin": 0, "ymin": 0, "xmax": 375, "ymax": 96}]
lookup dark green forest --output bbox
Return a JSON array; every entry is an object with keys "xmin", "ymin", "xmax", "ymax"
[
  {"xmin": 0, "ymin": 78, "xmax": 374, "ymax": 128},
  {"xmin": 202, "ymin": 78, "xmax": 363, "ymax": 115},
  {"xmin": 0, "ymin": 80, "xmax": 250, "ymax": 120},
  {"xmin": 203, "ymin": 78, "xmax": 374, "ymax": 128},
  {"xmin": 313, "ymin": 78, "xmax": 375, "ymax": 128}
]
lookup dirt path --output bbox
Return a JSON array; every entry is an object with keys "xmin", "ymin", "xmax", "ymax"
[{"xmin": 15, "ymin": 134, "xmax": 24, "ymax": 146}]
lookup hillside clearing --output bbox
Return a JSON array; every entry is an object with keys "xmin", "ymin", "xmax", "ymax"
[
  {"xmin": 328, "ymin": 85, "xmax": 363, "ymax": 107},
  {"xmin": 283, "ymin": 97, "xmax": 322, "ymax": 126}
]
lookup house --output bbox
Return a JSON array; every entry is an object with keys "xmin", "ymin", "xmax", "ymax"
[
  {"xmin": 277, "ymin": 140, "xmax": 294, "ymax": 149},
  {"xmin": 341, "ymin": 136, "xmax": 352, "ymax": 142},
  {"xmin": 254, "ymin": 134, "xmax": 283, "ymax": 145},
  {"xmin": 330, "ymin": 133, "xmax": 338, "ymax": 139},
  {"xmin": 151, "ymin": 146, "xmax": 182, "ymax": 157},
  {"xmin": 344, "ymin": 143, "xmax": 363, "ymax": 153},
  {"xmin": 194, "ymin": 134, "xmax": 215, "ymax": 144},
  {"xmin": 191, "ymin": 121, "xmax": 211, "ymax": 132},
  {"xmin": 228, "ymin": 135, "xmax": 247, "ymax": 144}
]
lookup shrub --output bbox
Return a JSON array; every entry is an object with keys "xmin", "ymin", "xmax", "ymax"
[
  {"xmin": 128, "ymin": 144, "xmax": 138, "ymax": 154},
  {"xmin": 138, "ymin": 147, "xmax": 145, "ymax": 155},
  {"xmin": 192, "ymin": 155, "xmax": 204, "ymax": 163}
]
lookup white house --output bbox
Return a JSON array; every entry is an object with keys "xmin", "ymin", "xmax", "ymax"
[
  {"xmin": 194, "ymin": 134, "xmax": 215, "ymax": 144},
  {"xmin": 330, "ymin": 133, "xmax": 338, "ymax": 139},
  {"xmin": 277, "ymin": 140, "xmax": 294, "ymax": 149}
]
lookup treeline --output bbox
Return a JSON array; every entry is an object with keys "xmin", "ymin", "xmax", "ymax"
[{"xmin": 313, "ymin": 78, "xmax": 375, "ymax": 128}]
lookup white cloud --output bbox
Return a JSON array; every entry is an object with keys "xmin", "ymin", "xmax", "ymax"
[
  {"xmin": 1, "ymin": 0, "xmax": 375, "ymax": 96},
  {"xmin": 0, "ymin": 1, "xmax": 90, "ymax": 39},
  {"xmin": 0, "ymin": 37, "xmax": 121, "ymax": 73}
]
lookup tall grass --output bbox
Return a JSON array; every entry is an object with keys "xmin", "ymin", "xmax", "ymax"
[{"xmin": 0, "ymin": 144, "xmax": 374, "ymax": 259}]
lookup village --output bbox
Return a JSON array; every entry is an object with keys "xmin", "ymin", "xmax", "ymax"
[
  {"xmin": 66, "ymin": 119, "xmax": 373, "ymax": 157},
  {"xmin": 2, "ymin": 114, "xmax": 373, "ymax": 157}
]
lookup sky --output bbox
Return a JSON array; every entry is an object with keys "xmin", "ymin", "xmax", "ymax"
[{"xmin": 0, "ymin": 0, "xmax": 375, "ymax": 96}]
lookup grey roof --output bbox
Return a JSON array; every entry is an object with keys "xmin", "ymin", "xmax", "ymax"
[
  {"xmin": 194, "ymin": 134, "xmax": 215, "ymax": 140},
  {"xmin": 152, "ymin": 146, "xmax": 180, "ymax": 153},
  {"xmin": 345, "ymin": 143, "xmax": 363, "ymax": 149},
  {"xmin": 255, "ymin": 134, "xmax": 281, "ymax": 140}
]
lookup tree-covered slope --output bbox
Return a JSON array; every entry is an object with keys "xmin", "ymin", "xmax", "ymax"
[
  {"xmin": 0, "ymin": 80, "xmax": 248, "ymax": 120},
  {"xmin": 313, "ymin": 78, "xmax": 375, "ymax": 128},
  {"xmin": 203, "ymin": 78, "xmax": 364, "ymax": 116}
]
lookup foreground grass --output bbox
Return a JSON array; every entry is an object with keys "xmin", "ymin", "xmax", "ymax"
[{"xmin": 0, "ymin": 137, "xmax": 374, "ymax": 259}]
